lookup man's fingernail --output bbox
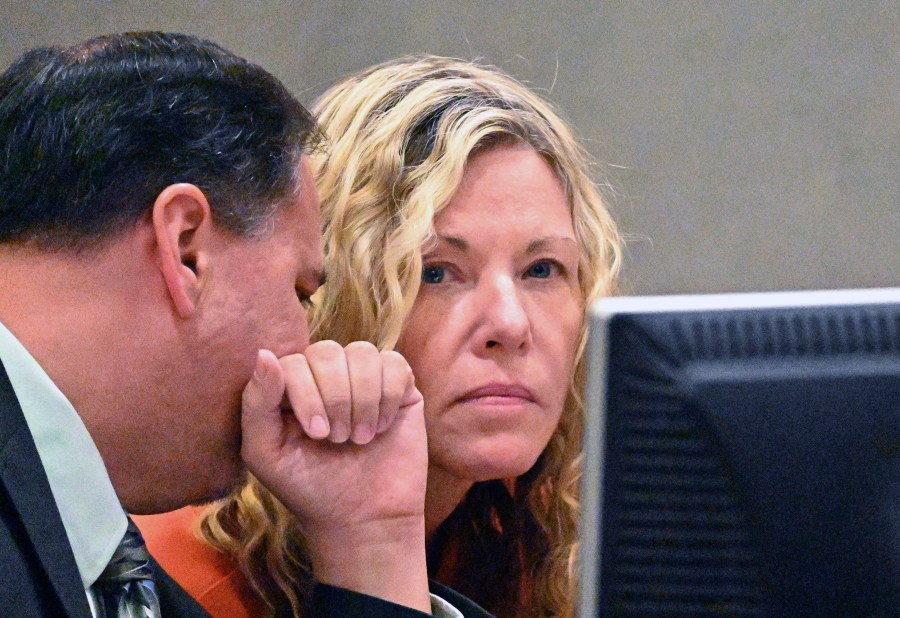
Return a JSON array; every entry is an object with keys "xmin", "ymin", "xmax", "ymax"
[
  {"xmin": 376, "ymin": 414, "xmax": 390, "ymax": 433},
  {"xmin": 309, "ymin": 415, "xmax": 329, "ymax": 439},
  {"xmin": 253, "ymin": 351, "xmax": 267, "ymax": 382},
  {"xmin": 329, "ymin": 420, "xmax": 350, "ymax": 443},
  {"xmin": 352, "ymin": 423, "xmax": 374, "ymax": 445}
]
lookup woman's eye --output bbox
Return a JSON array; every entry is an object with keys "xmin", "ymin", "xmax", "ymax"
[
  {"xmin": 422, "ymin": 265, "xmax": 445, "ymax": 284},
  {"xmin": 526, "ymin": 260, "xmax": 555, "ymax": 279}
]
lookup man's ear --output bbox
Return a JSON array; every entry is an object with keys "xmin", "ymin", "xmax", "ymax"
[{"xmin": 152, "ymin": 183, "xmax": 214, "ymax": 319}]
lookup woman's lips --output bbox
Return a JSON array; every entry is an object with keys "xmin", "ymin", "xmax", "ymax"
[{"xmin": 457, "ymin": 383, "xmax": 537, "ymax": 404}]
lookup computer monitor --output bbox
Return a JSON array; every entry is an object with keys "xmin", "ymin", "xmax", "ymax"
[{"xmin": 579, "ymin": 288, "xmax": 899, "ymax": 617}]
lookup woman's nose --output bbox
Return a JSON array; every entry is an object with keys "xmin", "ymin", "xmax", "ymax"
[{"xmin": 473, "ymin": 276, "xmax": 532, "ymax": 353}]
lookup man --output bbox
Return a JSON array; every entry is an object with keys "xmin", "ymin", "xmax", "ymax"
[{"xmin": 0, "ymin": 32, "xmax": 488, "ymax": 617}]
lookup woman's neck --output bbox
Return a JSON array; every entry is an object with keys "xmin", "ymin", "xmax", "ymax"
[{"xmin": 424, "ymin": 464, "xmax": 474, "ymax": 539}]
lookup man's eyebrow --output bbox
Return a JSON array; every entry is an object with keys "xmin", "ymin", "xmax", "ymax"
[{"xmin": 299, "ymin": 269, "xmax": 327, "ymax": 293}]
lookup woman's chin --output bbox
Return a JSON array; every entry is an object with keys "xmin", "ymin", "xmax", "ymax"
[{"xmin": 432, "ymin": 443, "xmax": 543, "ymax": 484}]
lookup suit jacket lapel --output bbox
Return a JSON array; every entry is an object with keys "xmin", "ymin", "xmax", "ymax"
[{"xmin": 0, "ymin": 362, "xmax": 92, "ymax": 617}]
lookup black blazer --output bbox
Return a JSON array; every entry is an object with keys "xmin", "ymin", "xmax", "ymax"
[{"xmin": 0, "ymin": 361, "xmax": 492, "ymax": 618}]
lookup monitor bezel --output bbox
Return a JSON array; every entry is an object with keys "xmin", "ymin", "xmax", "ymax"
[{"xmin": 578, "ymin": 287, "xmax": 900, "ymax": 616}]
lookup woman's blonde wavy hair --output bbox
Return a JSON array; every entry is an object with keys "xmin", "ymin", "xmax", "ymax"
[{"xmin": 198, "ymin": 56, "xmax": 622, "ymax": 618}]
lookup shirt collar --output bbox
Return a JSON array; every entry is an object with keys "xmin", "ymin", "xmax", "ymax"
[{"xmin": 0, "ymin": 321, "xmax": 126, "ymax": 589}]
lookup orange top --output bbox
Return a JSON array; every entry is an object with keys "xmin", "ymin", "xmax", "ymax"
[
  {"xmin": 133, "ymin": 506, "xmax": 266, "ymax": 618},
  {"xmin": 136, "ymin": 485, "xmax": 535, "ymax": 618}
]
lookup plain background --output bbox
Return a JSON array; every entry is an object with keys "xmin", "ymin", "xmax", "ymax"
[{"xmin": 2, "ymin": 0, "xmax": 897, "ymax": 295}]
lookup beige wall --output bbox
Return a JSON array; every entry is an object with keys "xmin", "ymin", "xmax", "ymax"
[{"xmin": 2, "ymin": 0, "xmax": 897, "ymax": 294}]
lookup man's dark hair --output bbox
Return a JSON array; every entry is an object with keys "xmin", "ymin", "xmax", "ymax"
[{"xmin": 0, "ymin": 31, "xmax": 319, "ymax": 249}]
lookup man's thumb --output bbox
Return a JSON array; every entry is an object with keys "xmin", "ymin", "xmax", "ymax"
[{"xmin": 241, "ymin": 349, "xmax": 286, "ymax": 438}]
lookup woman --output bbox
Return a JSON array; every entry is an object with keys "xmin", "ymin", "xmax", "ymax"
[{"xmin": 136, "ymin": 56, "xmax": 622, "ymax": 618}]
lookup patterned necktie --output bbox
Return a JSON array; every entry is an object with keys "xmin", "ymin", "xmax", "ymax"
[{"xmin": 92, "ymin": 518, "xmax": 161, "ymax": 618}]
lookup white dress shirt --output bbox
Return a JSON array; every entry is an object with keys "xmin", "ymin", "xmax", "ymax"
[{"xmin": 0, "ymin": 320, "xmax": 126, "ymax": 591}]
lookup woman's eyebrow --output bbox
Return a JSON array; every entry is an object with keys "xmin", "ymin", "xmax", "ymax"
[
  {"xmin": 525, "ymin": 237, "xmax": 579, "ymax": 255},
  {"xmin": 431, "ymin": 235, "xmax": 578, "ymax": 255},
  {"xmin": 433, "ymin": 234, "xmax": 469, "ymax": 251}
]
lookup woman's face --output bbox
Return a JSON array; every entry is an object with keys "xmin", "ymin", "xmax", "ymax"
[{"xmin": 396, "ymin": 143, "xmax": 583, "ymax": 485}]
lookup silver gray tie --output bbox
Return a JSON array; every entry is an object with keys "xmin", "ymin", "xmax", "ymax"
[{"xmin": 93, "ymin": 518, "xmax": 161, "ymax": 618}]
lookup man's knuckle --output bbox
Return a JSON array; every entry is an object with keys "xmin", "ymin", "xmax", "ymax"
[
  {"xmin": 306, "ymin": 339, "xmax": 343, "ymax": 361},
  {"xmin": 346, "ymin": 340, "xmax": 378, "ymax": 355}
]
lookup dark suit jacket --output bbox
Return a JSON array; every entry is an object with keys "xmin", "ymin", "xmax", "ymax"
[{"xmin": 0, "ymin": 361, "xmax": 492, "ymax": 618}]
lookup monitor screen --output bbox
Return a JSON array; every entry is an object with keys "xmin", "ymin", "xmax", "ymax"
[{"xmin": 579, "ymin": 288, "xmax": 900, "ymax": 617}]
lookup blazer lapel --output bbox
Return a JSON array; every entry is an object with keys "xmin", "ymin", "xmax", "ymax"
[{"xmin": 0, "ymin": 362, "xmax": 92, "ymax": 617}]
